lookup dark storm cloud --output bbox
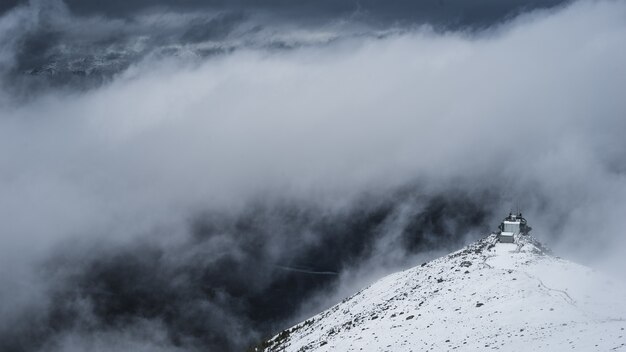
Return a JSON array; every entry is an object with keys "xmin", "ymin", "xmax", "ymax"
[
  {"xmin": 0, "ymin": 0, "xmax": 570, "ymax": 91},
  {"xmin": 2, "ymin": 0, "xmax": 570, "ymax": 23},
  {"xmin": 0, "ymin": 0, "xmax": 20, "ymax": 15},
  {"xmin": 57, "ymin": 0, "xmax": 571, "ymax": 27},
  {"xmin": 0, "ymin": 2, "xmax": 257, "ymax": 91}
]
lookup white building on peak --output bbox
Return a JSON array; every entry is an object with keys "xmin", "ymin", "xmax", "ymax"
[{"xmin": 497, "ymin": 212, "xmax": 531, "ymax": 243}]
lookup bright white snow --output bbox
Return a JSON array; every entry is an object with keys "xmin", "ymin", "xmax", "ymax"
[{"xmin": 262, "ymin": 235, "xmax": 626, "ymax": 351}]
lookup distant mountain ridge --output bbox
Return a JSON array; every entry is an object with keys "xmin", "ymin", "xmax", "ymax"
[{"xmin": 259, "ymin": 234, "xmax": 626, "ymax": 351}]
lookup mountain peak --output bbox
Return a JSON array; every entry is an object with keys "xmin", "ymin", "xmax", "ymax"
[{"xmin": 260, "ymin": 234, "xmax": 626, "ymax": 351}]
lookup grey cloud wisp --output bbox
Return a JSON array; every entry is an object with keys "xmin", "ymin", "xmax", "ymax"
[{"xmin": 1, "ymin": 1, "xmax": 626, "ymax": 351}]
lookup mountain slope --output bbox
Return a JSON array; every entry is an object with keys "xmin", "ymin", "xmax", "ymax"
[{"xmin": 262, "ymin": 235, "xmax": 626, "ymax": 351}]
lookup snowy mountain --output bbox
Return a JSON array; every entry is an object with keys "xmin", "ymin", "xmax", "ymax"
[{"xmin": 260, "ymin": 235, "xmax": 626, "ymax": 351}]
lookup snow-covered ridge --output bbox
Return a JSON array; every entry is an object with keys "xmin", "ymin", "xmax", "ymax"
[{"xmin": 261, "ymin": 235, "xmax": 626, "ymax": 351}]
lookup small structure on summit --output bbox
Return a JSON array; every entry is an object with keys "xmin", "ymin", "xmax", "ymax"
[{"xmin": 497, "ymin": 212, "xmax": 531, "ymax": 243}]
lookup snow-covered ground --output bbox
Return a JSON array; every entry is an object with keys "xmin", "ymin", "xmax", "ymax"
[{"xmin": 262, "ymin": 235, "xmax": 626, "ymax": 351}]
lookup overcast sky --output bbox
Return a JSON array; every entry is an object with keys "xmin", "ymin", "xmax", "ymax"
[{"xmin": 1, "ymin": 1, "xmax": 626, "ymax": 351}]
